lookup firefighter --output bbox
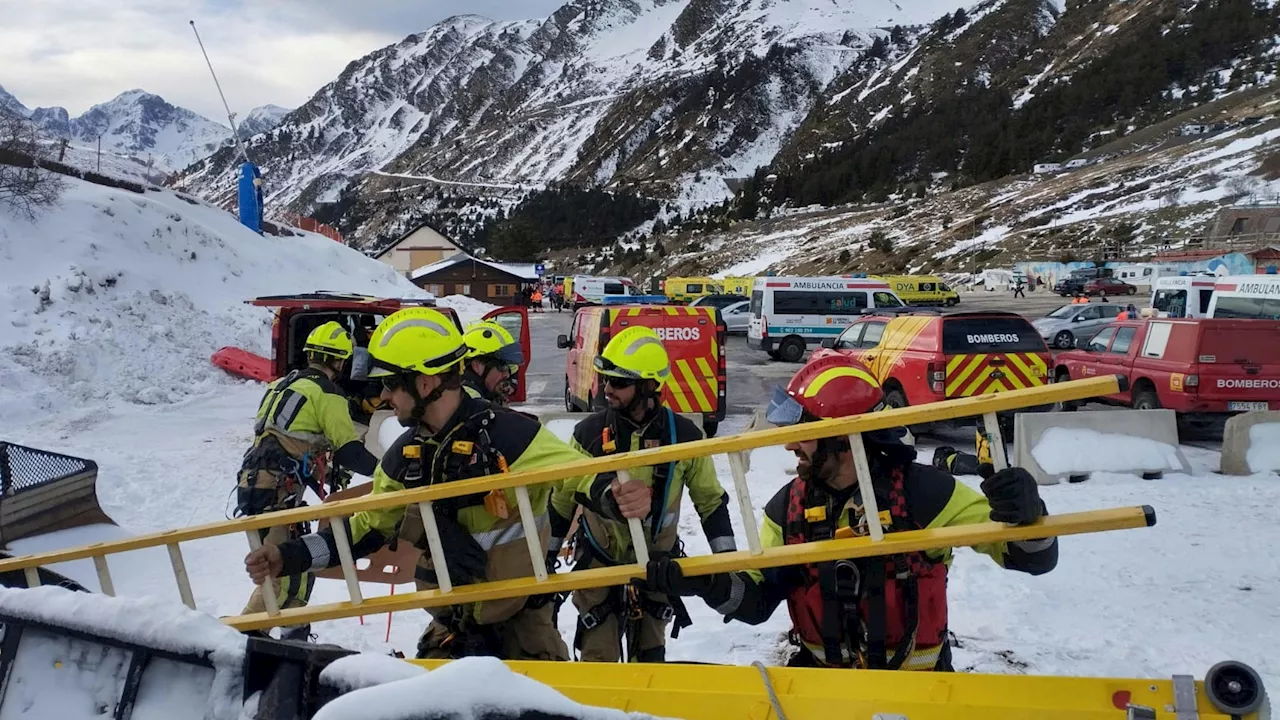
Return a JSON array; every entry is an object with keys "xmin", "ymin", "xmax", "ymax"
[
  {"xmin": 461, "ymin": 320, "xmax": 523, "ymax": 405},
  {"xmin": 244, "ymin": 307, "xmax": 582, "ymax": 660},
  {"xmin": 549, "ymin": 326, "xmax": 736, "ymax": 662},
  {"xmin": 639, "ymin": 354, "xmax": 1057, "ymax": 671},
  {"xmin": 236, "ymin": 321, "xmax": 378, "ymax": 639}
]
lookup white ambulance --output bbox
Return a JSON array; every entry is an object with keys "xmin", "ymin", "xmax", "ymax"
[
  {"xmin": 1207, "ymin": 274, "xmax": 1280, "ymax": 319},
  {"xmin": 747, "ymin": 276, "xmax": 906, "ymax": 362},
  {"xmin": 1149, "ymin": 275, "xmax": 1218, "ymax": 318}
]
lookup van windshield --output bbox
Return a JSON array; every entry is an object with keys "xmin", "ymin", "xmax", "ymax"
[
  {"xmin": 942, "ymin": 317, "xmax": 1046, "ymax": 354},
  {"xmin": 1213, "ymin": 295, "xmax": 1280, "ymax": 320},
  {"xmin": 1153, "ymin": 289, "xmax": 1188, "ymax": 317}
]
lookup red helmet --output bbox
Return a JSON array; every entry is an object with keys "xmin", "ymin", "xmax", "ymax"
[{"xmin": 767, "ymin": 354, "xmax": 884, "ymax": 425}]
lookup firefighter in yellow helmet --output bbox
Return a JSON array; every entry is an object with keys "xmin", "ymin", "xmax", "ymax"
[
  {"xmin": 549, "ymin": 326, "xmax": 735, "ymax": 662},
  {"xmin": 237, "ymin": 321, "xmax": 378, "ymax": 640},
  {"xmin": 245, "ymin": 307, "xmax": 583, "ymax": 660},
  {"xmin": 461, "ymin": 320, "xmax": 523, "ymax": 405}
]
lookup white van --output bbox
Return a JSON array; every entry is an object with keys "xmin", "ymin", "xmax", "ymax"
[
  {"xmin": 1114, "ymin": 263, "xmax": 1180, "ymax": 289},
  {"xmin": 569, "ymin": 275, "xmax": 640, "ymax": 307},
  {"xmin": 1150, "ymin": 275, "xmax": 1217, "ymax": 318},
  {"xmin": 747, "ymin": 276, "xmax": 906, "ymax": 362},
  {"xmin": 1207, "ymin": 274, "xmax": 1280, "ymax": 319}
]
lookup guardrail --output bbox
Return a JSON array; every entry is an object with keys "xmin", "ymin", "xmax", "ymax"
[{"xmin": 0, "ymin": 375, "xmax": 1147, "ymax": 632}]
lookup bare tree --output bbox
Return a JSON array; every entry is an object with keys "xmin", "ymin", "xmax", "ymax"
[{"xmin": 0, "ymin": 113, "xmax": 65, "ymax": 219}]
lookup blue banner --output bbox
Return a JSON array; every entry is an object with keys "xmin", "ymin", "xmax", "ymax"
[{"xmin": 238, "ymin": 162, "xmax": 263, "ymax": 234}]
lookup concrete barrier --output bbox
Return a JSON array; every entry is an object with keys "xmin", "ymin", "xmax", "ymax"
[
  {"xmin": 1012, "ymin": 410, "xmax": 1191, "ymax": 485},
  {"xmin": 1220, "ymin": 411, "xmax": 1280, "ymax": 475}
]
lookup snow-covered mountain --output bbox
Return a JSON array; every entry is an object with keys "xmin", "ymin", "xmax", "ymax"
[
  {"xmin": 237, "ymin": 104, "xmax": 292, "ymax": 139},
  {"xmin": 0, "ymin": 85, "xmax": 234, "ymax": 175},
  {"xmin": 180, "ymin": 0, "xmax": 962, "ymax": 245}
]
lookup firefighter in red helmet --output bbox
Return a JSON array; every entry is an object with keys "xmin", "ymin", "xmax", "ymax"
[{"xmin": 640, "ymin": 354, "xmax": 1057, "ymax": 671}]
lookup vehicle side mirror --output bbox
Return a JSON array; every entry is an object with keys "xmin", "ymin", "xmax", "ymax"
[
  {"xmin": 556, "ymin": 334, "xmax": 571, "ymax": 349},
  {"xmin": 820, "ymin": 338, "xmax": 836, "ymax": 349},
  {"xmin": 1072, "ymin": 315, "xmax": 1083, "ymax": 322}
]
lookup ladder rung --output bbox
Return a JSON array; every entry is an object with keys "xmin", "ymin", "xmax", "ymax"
[
  {"xmin": 513, "ymin": 487, "xmax": 547, "ymax": 582},
  {"xmin": 982, "ymin": 412, "xmax": 1010, "ymax": 473},
  {"xmin": 22, "ymin": 567, "xmax": 40, "ymax": 589},
  {"xmin": 329, "ymin": 518, "xmax": 364, "ymax": 606},
  {"xmin": 848, "ymin": 433, "xmax": 884, "ymax": 542},
  {"xmin": 245, "ymin": 531, "xmax": 279, "ymax": 616},
  {"xmin": 166, "ymin": 543, "xmax": 196, "ymax": 610},
  {"xmin": 418, "ymin": 501, "xmax": 452, "ymax": 594},
  {"xmin": 726, "ymin": 452, "xmax": 762, "ymax": 555},
  {"xmin": 92, "ymin": 555, "xmax": 115, "ymax": 597},
  {"xmin": 618, "ymin": 469, "xmax": 650, "ymax": 565}
]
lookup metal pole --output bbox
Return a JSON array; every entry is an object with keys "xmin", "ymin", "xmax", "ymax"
[
  {"xmin": 189, "ymin": 20, "xmax": 250, "ymax": 163},
  {"xmin": 96, "ymin": 135, "xmax": 101, "ymax": 173}
]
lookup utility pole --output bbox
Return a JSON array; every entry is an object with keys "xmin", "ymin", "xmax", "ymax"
[{"xmin": 96, "ymin": 134, "xmax": 102, "ymax": 173}]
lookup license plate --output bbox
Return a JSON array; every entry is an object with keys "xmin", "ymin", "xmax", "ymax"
[{"xmin": 1228, "ymin": 401, "xmax": 1270, "ymax": 411}]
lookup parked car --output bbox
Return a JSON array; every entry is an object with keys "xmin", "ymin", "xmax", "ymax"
[
  {"xmin": 721, "ymin": 299, "xmax": 751, "ymax": 335},
  {"xmin": 1054, "ymin": 267, "xmax": 1115, "ymax": 296},
  {"xmin": 1052, "ymin": 318, "xmax": 1280, "ymax": 418},
  {"xmin": 1032, "ymin": 303, "xmax": 1125, "ymax": 349},
  {"xmin": 1083, "ymin": 277, "xmax": 1137, "ymax": 296},
  {"xmin": 689, "ymin": 293, "xmax": 749, "ymax": 310}
]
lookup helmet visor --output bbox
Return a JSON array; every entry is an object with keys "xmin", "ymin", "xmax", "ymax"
[
  {"xmin": 765, "ymin": 385, "xmax": 805, "ymax": 426},
  {"xmin": 492, "ymin": 342, "xmax": 524, "ymax": 366},
  {"xmin": 593, "ymin": 355, "xmax": 641, "ymax": 379}
]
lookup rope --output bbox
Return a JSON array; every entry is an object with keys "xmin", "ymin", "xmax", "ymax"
[{"xmin": 751, "ymin": 661, "xmax": 788, "ymax": 720}]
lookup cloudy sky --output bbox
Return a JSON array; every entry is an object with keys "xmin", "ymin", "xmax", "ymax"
[{"xmin": 0, "ymin": 0, "xmax": 564, "ymax": 123}]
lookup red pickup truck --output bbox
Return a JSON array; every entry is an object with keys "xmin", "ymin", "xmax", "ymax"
[{"xmin": 1052, "ymin": 318, "xmax": 1280, "ymax": 415}]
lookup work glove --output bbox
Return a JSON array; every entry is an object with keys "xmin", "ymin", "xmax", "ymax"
[
  {"xmin": 636, "ymin": 555, "xmax": 713, "ymax": 598},
  {"xmin": 433, "ymin": 510, "xmax": 488, "ymax": 585},
  {"xmin": 980, "ymin": 467, "xmax": 1045, "ymax": 525}
]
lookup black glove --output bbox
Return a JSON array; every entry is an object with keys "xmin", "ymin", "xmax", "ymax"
[
  {"xmin": 636, "ymin": 555, "xmax": 713, "ymax": 598},
  {"xmin": 980, "ymin": 467, "xmax": 1044, "ymax": 525},
  {"xmin": 433, "ymin": 511, "xmax": 487, "ymax": 584}
]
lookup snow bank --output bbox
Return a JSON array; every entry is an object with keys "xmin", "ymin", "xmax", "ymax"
[
  {"xmin": 313, "ymin": 656, "xmax": 655, "ymax": 720},
  {"xmin": 1246, "ymin": 422, "xmax": 1280, "ymax": 473},
  {"xmin": 320, "ymin": 653, "xmax": 426, "ymax": 692},
  {"xmin": 0, "ymin": 177, "xmax": 425, "ymax": 417},
  {"xmin": 1031, "ymin": 427, "xmax": 1183, "ymax": 475},
  {"xmin": 0, "ymin": 587, "xmax": 247, "ymax": 720},
  {"xmin": 436, "ymin": 295, "xmax": 498, "ymax": 326}
]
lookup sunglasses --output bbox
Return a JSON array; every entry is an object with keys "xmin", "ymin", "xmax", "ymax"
[
  {"xmin": 603, "ymin": 376, "xmax": 636, "ymax": 389},
  {"xmin": 380, "ymin": 373, "xmax": 416, "ymax": 393}
]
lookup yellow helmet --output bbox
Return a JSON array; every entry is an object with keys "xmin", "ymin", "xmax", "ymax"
[
  {"xmin": 304, "ymin": 321, "xmax": 354, "ymax": 360},
  {"xmin": 367, "ymin": 308, "xmax": 466, "ymax": 378},
  {"xmin": 594, "ymin": 326, "xmax": 670, "ymax": 387},
  {"xmin": 463, "ymin": 321, "xmax": 523, "ymax": 366}
]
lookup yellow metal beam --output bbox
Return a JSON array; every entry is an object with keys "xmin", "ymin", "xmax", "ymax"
[
  {"xmin": 225, "ymin": 506, "xmax": 1152, "ymax": 631},
  {"xmin": 0, "ymin": 375, "xmax": 1121, "ymax": 574},
  {"xmin": 408, "ymin": 660, "xmax": 1254, "ymax": 720}
]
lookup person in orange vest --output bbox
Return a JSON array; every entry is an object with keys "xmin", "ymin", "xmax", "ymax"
[
  {"xmin": 531, "ymin": 288, "xmax": 543, "ymax": 313},
  {"xmin": 637, "ymin": 355, "xmax": 1057, "ymax": 671}
]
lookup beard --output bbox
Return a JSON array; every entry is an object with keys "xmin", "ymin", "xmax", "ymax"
[{"xmin": 795, "ymin": 448, "xmax": 838, "ymax": 484}]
